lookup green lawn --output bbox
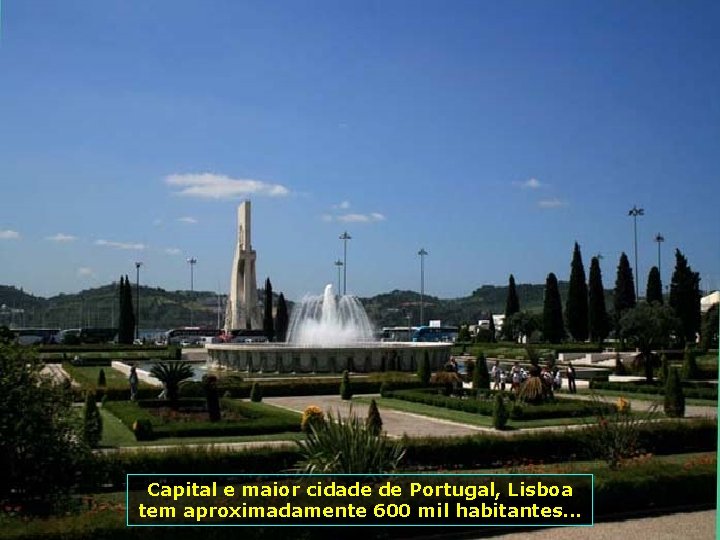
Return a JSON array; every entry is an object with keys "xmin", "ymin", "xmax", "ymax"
[
  {"xmin": 577, "ymin": 388, "xmax": 717, "ymax": 407},
  {"xmin": 63, "ymin": 363, "xmax": 155, "ymax": 389}
]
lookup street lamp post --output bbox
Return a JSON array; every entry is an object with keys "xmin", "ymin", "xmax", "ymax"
[
  {"xmin": 334, "ymin": 260, "xmax": 344, "ymax": 296},
  {"xmin": 418, "ymin": 248, "xmax": 428, "ymax": 326},
  {"xmin": 628, "ymin": 205, "xmax": 644, "ymax": 300},
  {"xmin": 135, "ymin": 262, "xmax": 143, "ymax": 341},
  {"xmin": 339, "ymin": 232, "xmax": 352, "ymax": 295},
  {"xmin": 654, "ymin": 233, "xmax": 665, "ymax": 277},
  {"xmin": 187, "ymin": 257, "xmax": 197, "ymax": 325}
]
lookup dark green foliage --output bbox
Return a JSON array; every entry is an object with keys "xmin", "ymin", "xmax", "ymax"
[
  {"xmin": 366, "ymin": 399, "xmax": 383, "ymax": 436},
  {"xmin": 339, "ymin": 370, "xmax": 353, "ymax": 400},
  {"xmin": 660, "ymin": 354, "xmax": 669, "ymax": 382},
  {"xmin": 472, "ymin": 352, "xmax": 490, "ymax": 390},
  {"xmin": 118, "ymin": 276, "xmax": 136, "ymax": 345},
  {"xmin": 97, "ymin": 368, "xmax": 106, "ymax": 387},
  {"xmin": 566, "ymin": 242, "xmax": 589, "ymax": 341},
  {"xmin": 487, "ymin": 312, "xmax": 496, "ymax": 342},
  {"xmin": 620, "ymin": 303, "xmax": 681, "ymax": 383},
  {"xmin": 263, "ymin": 278, "xmax": 275, "ymax": 342},
  {"xmin": 0, "ymin": 343, "xmax": 90, "ymax": 514},
  {"xmin": 149, "ymin": 362, "xmax": 194, "ymax": 407},
  {"xmin": 492, "ymin": 393, "xmax": 509, "ymax": 429},
  {"xmin": 502, "ymin": 275, "xmax": 520, "ymax": 340},
  {"xmin": 250, "ymin": 382, "xmax": 263, "ymax": 403},
  {"xmin": 681, "ymin": 346, "xmax": 700, "ymax": 380},
  {"xmin": 646, "ymin": 266, "xmax": 663, "ymax": 305},
  {"xmin": 275, "ymin": 293, "xmax": 289, "ymax": 342},
  {"xmin": 664, "ymin": 368, "xmax": 685, "ymax": 418},
  {"xmin": 543, "ymin": 273, "xmax": 565, "ymax": 343},
  {"xmin": 589, "ymin": 379, "xmax": 717, "ymax": 401},
  {"xmin": 132, "ymin": 419, "xmax": 154, "ymax": 441},
  {"xmin": 700, "ymin": 304, "xmax": 718, "ymax": 350},
  {"xmin": 457, "ymin": 324, "xmax": 471, "ymax": 342},
  {"xmin": 613, "ymin": 252, "xmax": 637, "ymax": 332},
  {"xmin": 83, "ymin": 392, "xmax": 103, "ymax": 448},
  {"xmin": 669, "ymin": 249, "xmax": 702, "ymax": 344},
  {"xmin": 204, "ymin": 376, "xmax": 221, "ymax": 421},
  {"xmin": 588, "ymin": 256, "xmax": 610, "ymax": 344},
  {"xmin": 507, "ymin": 311, "xmax": 541, "ymax": 343},
  {"xmin": 418, "ymin": 351, "xmax": 431, "ymax": 386}
]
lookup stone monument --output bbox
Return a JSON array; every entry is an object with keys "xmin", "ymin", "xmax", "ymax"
[{"xmin": 224, "ymin": 201, "xmax": 261, "ymax": 331}]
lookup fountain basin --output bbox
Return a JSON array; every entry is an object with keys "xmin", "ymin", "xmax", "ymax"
[{"xmin": 205, "ymin": 342, "xmax": 452, "ymax": 373}]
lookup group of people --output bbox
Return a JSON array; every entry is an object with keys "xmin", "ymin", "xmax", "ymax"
[{"xmin": 490, "ymin": 360, "xmax": 577, "ymax": 394}]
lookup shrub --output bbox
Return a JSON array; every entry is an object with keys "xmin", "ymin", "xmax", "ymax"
[
  {"xmin": 204, "ymin": 376, "xmax": 221, "ymax": 422},
  {"xmin": 294, "ymin": 410, "xmax": 405, "ymax": 473},
  {"xmin": 83, "ymin": 392, "xmax": 103, "ymax": 448},
  {"xmin": 418, "ymin": 351, "xmax": 431, "ymax": 386},
  {"xmin": 149, "ymin": 362, "xmax": 194, "ymax": 407},
  {"xmin": 681, "ymin": 347, "xmax": 700, "ymax": 380},
  {"xmin": 301, "ymin": 405, "xmax": 325, "ymax": 433},
  {"xmin": 493, "ymin": 393, "xmax": 509, "ymax": 430},
  {"xmin": 366, "ymin": 399, "xmax": 383, "ymax": 436},
  {"xmin": 250, "ymin": 382, "xmax": 263, "ymax": 403},
  {"xmin": 472, "ymin": 353, "xmax": 490, "ymax": 390},
  {"xmin": 97, "ymin": 368, "xmax": 106, "ymax": 387},
  {"xmin": 664, "ymin": 368, "xmax": 685, "ymax": 418},
  {"xmin": 132, "ymin": 419, "xmax": 154, "ymax": 441},
  {"xmin": 518, "ymin": 376, "xmax": 544, "ymax": 404},
  {"xmin": 339, "ymin": 370, "xmax": 352, "ymax": 400}
]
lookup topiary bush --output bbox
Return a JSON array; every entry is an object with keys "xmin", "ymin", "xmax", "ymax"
[
  {"xmin": 83, "ymin": 392, "xmax": 103, "ymax": 448},
  {"xmin": 472, "ymin": 352, "xmax": 490, "ymax": 390},
  {"xmin": 132, "ymin": 419, "xmax": 154, "ymax": 441},
  {"xmin": 204, "ymin": 375, "xmax": 221, "ymax": 421},
  {"xmin": 664, "ymin": 367, "xmax": 685, "ymax": 418},
  {"xmin": 681, "ymin": 347, "xmax": 700, "ymax": 380},
  {"xmin": 250, "ymin": 382, "xmax": 263, "ymax": 403},
  {"xmin": 97, "ymin": 368, "xmax": 106, "ymax": 387},
  {"xmin": 493, "ymin": 393, "xmax": 509, "ymax": 430},
  {"xmin": 417, "ymin": 351, "xmax": 431, "ymax": 386},
  {"xmin": 366, "ymin": 399, "xmax": 383, "ymax": 436},
  {"xmin": 339, "ymin": 370, "xmax": 353, "ymax": 400}
]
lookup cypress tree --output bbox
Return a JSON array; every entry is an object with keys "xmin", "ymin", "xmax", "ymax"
[
  {"xmin": 502, "ymin": 275, "xmax": 520, "ymax": 340},
  {"xmin": 588, "ymin": 256, "xmax": 610, "ymax": 344},
  {"xmin": 97, "ymin": 368, "xmax": 106, "ymax": 387},
  {"xmin": 339, "ymin": 370, "xmax": 353, "ymax": 400},
  {"xmin": 418, "ymin": 351, "xmax": 431, "ymax": 386},
  {"xmin": 263, "ymin": 278, "xmax": 275, "ymax": 342},
  {"xmin": 613, "ymin": 252, "xmax": 636, "ymax": 331},
  {"xmin": 472, "ymin": 352, "xmax": 490, "ymax": 390},
  {"xmin": 275, "ymin": 293, "xmax": 289, "ymax": 342},
  {"xmin": 646, "ymin": 266, "xmax": 663, "ymax": 305},
  {"xmin": 488, "ymin": 313, "xmax": 496, "ymax": 343},
  {"xmin": 250, "ymin": 382, "xmax": 263, "ymax": 402},
  {"xmin": 493, "ymin": 393, "xmax": 509, "ymax": 430},
  {"xmin": 681, "ymin": 346, "xmax": 700, "ymax": 380},
  {"xmin": 543, "ymin": 273, "xmax": 565, "ymax": 343},
  {"xmin": 83, "ymin": 392, "xmax": 103, "ymax": 448},
  {"xmin": 669, "ymin": 249, "xmax": 701, "ymax": 344},
  {"xmin": 118, "ymin": 276, "xmax": 136, "ymax": 345},
  {"xmin": 366, "ymin": 399, "xmax": 383, "ymax": 436},
  {"xmin": 566, "ymin": 242, "xmax": 589, "ymax": 341},
  {"xmin": 664, "ymin": 367, "xmax": 685, "ymax": 418}
]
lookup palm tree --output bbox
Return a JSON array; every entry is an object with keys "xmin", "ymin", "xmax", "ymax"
[{"xmin": 149, "ymin": 362, "xmax": 194, "ymax": 408}]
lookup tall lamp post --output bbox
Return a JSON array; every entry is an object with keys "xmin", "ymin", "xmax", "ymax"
[
  {"xmin": 418, "ymin": 248, "xmax": 428, "ymax": 326},
  {"xmin": 654, "ymin": 233, "xmax": 665, "ymax": 277},
  {"xmin": 628, "ymin": 205, "xmax": 644, "ymax": 300},
  {"xmin": 339, "ymin": 231, "xmax": 351, "ymax": 295},
  {"xmin": 334, "ymin": 260, "xmax": 344, "ymax": 295},
  {"xmin": 187, "ymin": 257, "xmax": 197, "ymax": 325},
  {"xmin": 135, "ymin": 262, "xmax": 143, "ymax": 341}
]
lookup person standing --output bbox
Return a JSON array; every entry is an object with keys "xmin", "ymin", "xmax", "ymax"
[
  {"xmin": 129, "ymin": 365, "xmax": 139, "ymax": 401},
  {"xmin": 566, "ymin": 362, "xmax": 577, "ymax": 394},
  {"xmin": 491, "ymin": 360, "xmax": 501, "ymax": 390}
]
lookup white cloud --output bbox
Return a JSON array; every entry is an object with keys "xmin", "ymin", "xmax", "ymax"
[
  {"xmin": 336, "ymin": 212, "xmax": 386, "ymax": 223},
  {"xmin": 320, "ymin": 214, "xmax": 333, "ymax": 222},
  {"xmin": 333, "ymin": 201, "xmax": 351, "ymax": 210},
  {"xmin": 178, "ymin": 216, "xmax": 198, "ymax": 224},
  {"xmin": 95, "ymin": 239, "xmax": 147, "ymax": 250},
  {"xmin": 46, "ymin": 233, "xmax": 77, "ymax": 242},
  {"xmin": 77, "ymin": 267, "xmax": 96, "ymax": 278},
  {"xmin": 514, "ymin": 177, "xmax": 542, "ymax": 189},
  {"xmin": 538, "ymin": 198, "xmax": 566, "ymax": 209},
  {"xmin": 165, "ymin": 173, "xmax": 290, "ymax": 199},
  {"xmin": 164, "ymin": 247, "xmax": 182, "ymax": 255},
  {"xmin": 0, "ymin": 230, "xmax": 20, "ymax": 239}
]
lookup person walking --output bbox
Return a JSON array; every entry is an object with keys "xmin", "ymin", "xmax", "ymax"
[
  {"xmin": 491, "ymin": 360, "xmax": 501, "ymax": 390},
  {"xmin": 566, "ymin": 362, "xmax": 577, "ymax": 394}
]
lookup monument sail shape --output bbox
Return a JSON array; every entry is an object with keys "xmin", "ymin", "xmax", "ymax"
[{"xmin": 225, "ymin": 201, "xmax": 261, "ymax": 331}]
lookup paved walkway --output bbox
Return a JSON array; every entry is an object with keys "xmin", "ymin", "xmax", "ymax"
[{"xmin": 40, "ymin": 363, "xmax": 80, "ymax": 387}]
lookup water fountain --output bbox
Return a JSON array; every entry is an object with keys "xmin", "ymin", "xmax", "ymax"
[{"xmin": 206, "ymin": 284, "xmax": 451, "ymax": 374}]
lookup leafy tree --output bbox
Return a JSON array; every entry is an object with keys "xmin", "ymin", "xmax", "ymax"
[
  {"xmin": 250, "ymin": 382, "xmax": 263, "ymax": 402},
  {"xmin": 493, "ymin": 393, "xmax": 509, "ymax": 430},
  {"xmin": 502, "ymin": 275, "xmax": 520, "ymax": 340},
  {"xmin": 340, "ymin": 370, "xmax": 353, "ymax": 400},
  {"xmin": 543, "ymin": 273, "xmax": 565, "ymax": 343},
  {"xmin": 118, "ymin": 276, "xmax": 136, "ymax": 345},
  {"xmin": 613, "ymin": 252, "xmax": 636, "ymax": 332},
  {"xmin": 487, "ymin": 313, "xmax": 496, "ymax": 343},
  {"xmin": 149, "ymin": 362, "xmax": 194, "ymax": 408},
  {"xmin": 669, "ymin": 249, "xmax": 701, "ymax": 344},
  {"xmin": 472, "ymin": 352, "xmax": 490, "ymax": 390},
  {"xmin": 681, "ymin": 346, "xmax": 700, "ymax": 380},
  {"xmin": 700, "ymin": 305, "xmax": 718, "ymax": 350},
  {"xmin": 275, "ymin": 293, "xmax": 289, "ymax": 342},
  {"xmin": 1, "ymin": 342, "xmax": 90, "ymax": 514},
  {"xmin": 366, "ymin": 399, "xmax": 383, "ymax": 436},
  {"xmin": 664, "ymin": 367, "xmax": 685, "ymax": 418},
  {"xmin": 619, "ymin": 303, "xmax": 680, "ymax": 383},
  {"xmin": 508, "ymin": 311, "xmax": 541, "ymax": 342},
  {"xmin": 418, "ymin": 351, "xmax": 431, "ymax": 386},
  {"xmin": 588, "ymin": 256, "xmax": 610, "ymax": 344},
  {"xmin": 263, "ymin": 278, "xmax": 275, "ymax": 342},
  {"xmin": 646, "ymin": 266, "xmax": 663, "ymax": 305},
  {"xmin": 566, "ymin": 242, "xmax": 589, "ymax": 341},
  {"xmin": 83, "ymin": 392, "xmax": 103, "ymax": 448}
]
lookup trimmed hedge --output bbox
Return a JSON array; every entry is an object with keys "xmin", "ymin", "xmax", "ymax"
[
  {"xmin": 590, "ymin": 380, "xmax": 718, "ymax": 401},
  {"xmin": 381, "ymin": 387, "xmax": 616, "ymax": 420}
]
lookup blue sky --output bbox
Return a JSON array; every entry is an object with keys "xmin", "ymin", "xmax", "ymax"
[{"xmin": 1, "ymin": 0, "xmax": 718, "ymax": 301}]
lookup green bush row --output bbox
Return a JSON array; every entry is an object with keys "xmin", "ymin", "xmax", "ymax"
[
  {"xmin": 589, "ymin": 380, "xmax": 718, "ymax": 400},
  {"xmin": 382, "ymin": 387, "xmax": 616, "ymax": 420}
]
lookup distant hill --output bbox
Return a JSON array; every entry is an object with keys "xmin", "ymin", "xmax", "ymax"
[{"xmin": 1, "ymin": 281, "xmax": 615, "ymax": 330}]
